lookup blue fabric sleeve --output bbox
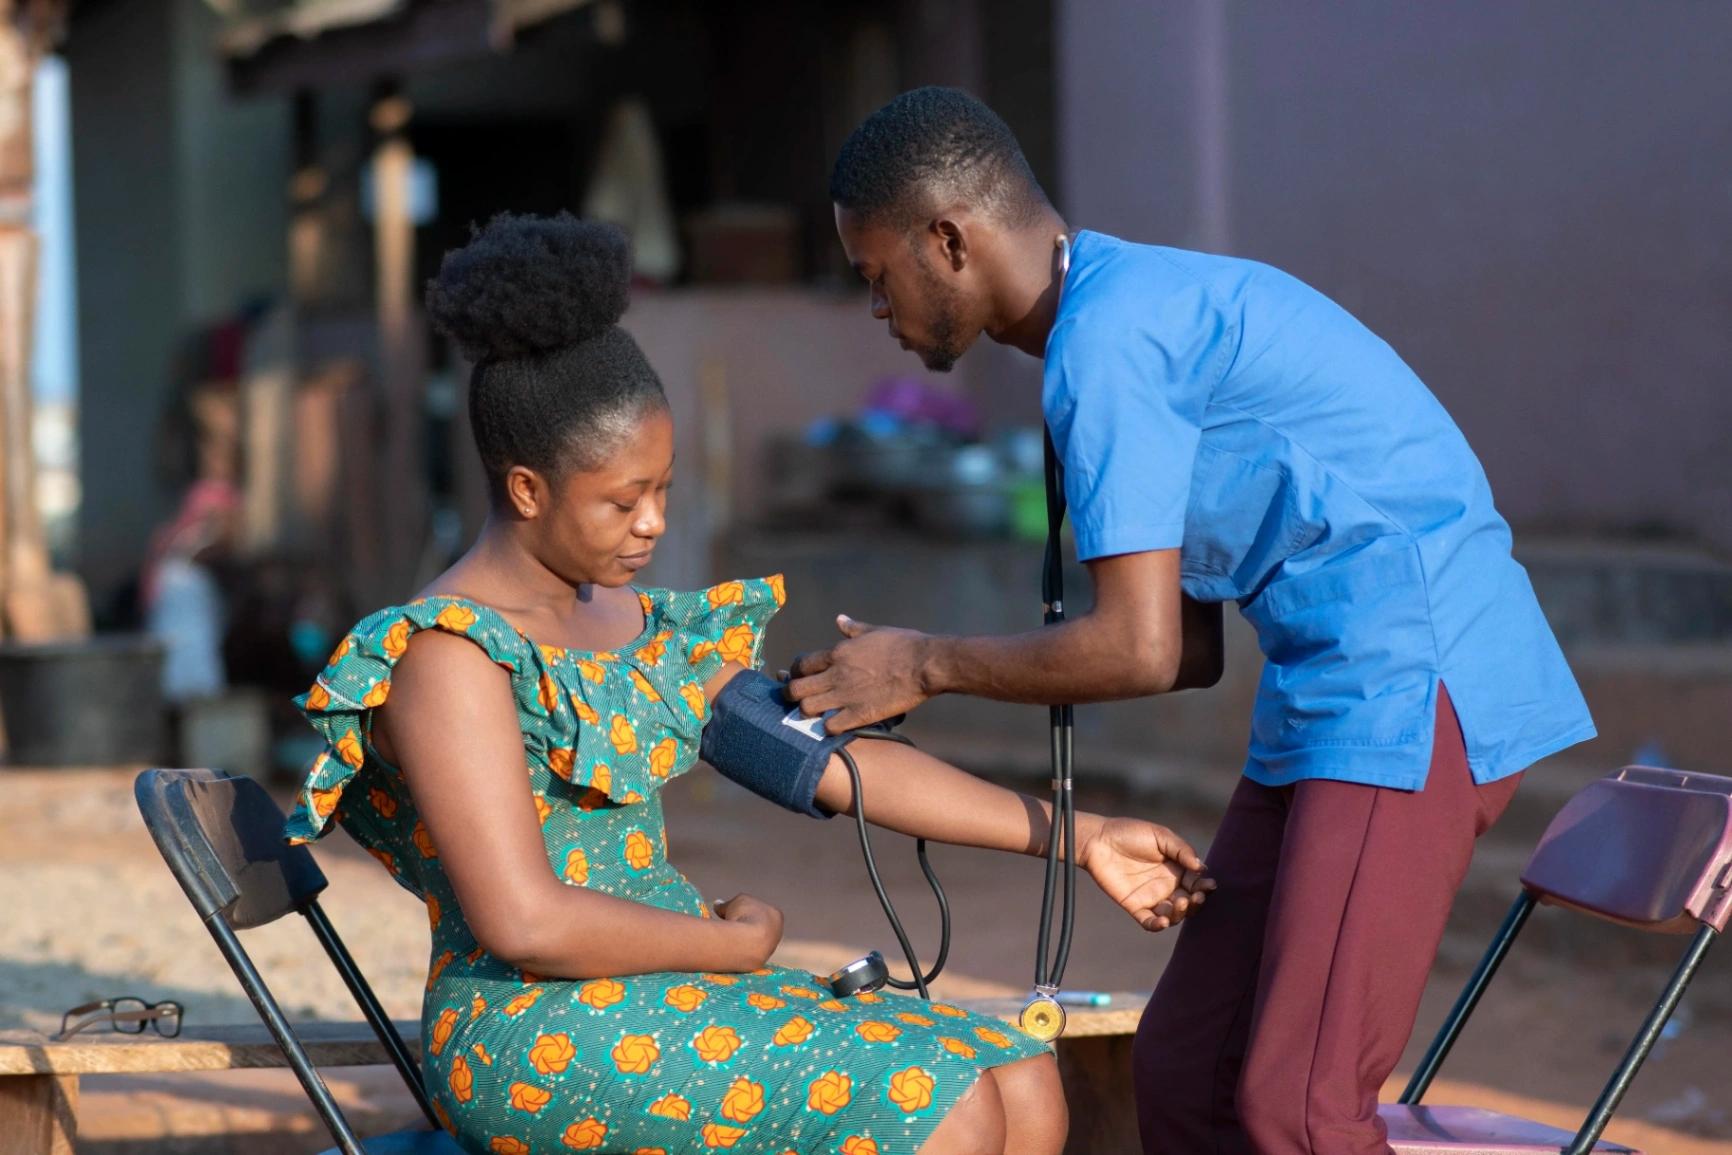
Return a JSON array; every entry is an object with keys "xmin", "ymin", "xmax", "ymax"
[{"xmin": 1042, "ymin": 288, "xmax": 1225, "ymax": 562}]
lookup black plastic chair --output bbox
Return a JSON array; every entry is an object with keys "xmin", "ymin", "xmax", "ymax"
[{"xmin": 135, "ymin": 767, "xmax": 461, "ymax": 1155}]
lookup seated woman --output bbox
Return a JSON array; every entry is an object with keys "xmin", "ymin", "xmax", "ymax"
[{"xmin": 284, "ymin": 214, "xmax": 1212, "ymax": 1155}]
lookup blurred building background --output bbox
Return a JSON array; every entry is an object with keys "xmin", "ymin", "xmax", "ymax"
[{"xmin": 0, "ymin": 0, "xmax": 1725, "ymax": 779}]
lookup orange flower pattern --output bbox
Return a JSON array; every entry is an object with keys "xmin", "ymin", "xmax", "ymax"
[
  {"xmin": 577, "ymin": 978, "xmax": 626, "ymax": 1011},
  {"xmin": 719, "ymin": 1076, "xmax": 765, "ymax": 1123},
  {"xmin": 630, "ymin": 668, "xmax": 662, "ymax": 702},
  {"xmin": 430, "ymin": 1007, "xmax": 459, "ymax": 1056},
  {"xmin": 856, "ymin": 1020, "xmax": 902, "ymax": 1044},
  {"xmin": 610, "ymin": 1032, "xmax": 660, "ymax": 1075},
  {"xmin": 623, "ymin": 829, "xmax": 655, "ymax": 872},
  {"xmin": 700, "ymin": 1123, "xmax": 747, "ymax": 1149},
  {"xmin": 448, "ymin": 1055, "xmax": 474, "ymax": 1104},
  {"xmin": 663, "ymin": 984, "xmax": 708, "ymax": 1013},
  {"xmin": 889, "ymin": 1066, "xmax": 937, "ymax": 1114},
  {"xmin": 561, "ymin": 1118, "xmax": 607, "ymax": 1149},
  {"xmin": 647, "ymin": 737, "xmax": 678, "ymax": 779},
  {"xmin": 715, "ymin": 624, "xmax": 756, "ymax": 667},
  {"xmin": 562, "ymin": 846, "xmax": 589, "ymax": 885},
  {"xmin": 528, "ymin": 1033, "xmax": 574, "ymax": 1076},
  {"xmin": 691, "ymin": 1024, "xmax": 743, "ymax": 1064},
  {"xmin": 646, "ymin": 1092, "xmax": 691, "ymax": 1121},
  {"xmin": 283, "ymin": 579, "xmax": 1042, "ymax": 1152},
  {"xmin": 807, "ymin": 1070, "xmax": 852, "ymax": 1114},
  {"xmin": 547, "ymin": 747, "xmax": 575, "ymax": 781},
  {"xmin": 508, "ymin": 1081, "xmax": 551, "ymax": 1114},
  {"xmin": 609, "ymin": 715, "xmax": 638, "ymax": 755},
  {"xmin": 502, "ymin": 988, "xmax": 544, "ymax": 1018},
  {"xmin": 772, "ymin": 1015, "xmax": 814, "ymax": 1047}
]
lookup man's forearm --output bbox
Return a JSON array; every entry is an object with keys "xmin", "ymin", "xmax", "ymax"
[{"xmin": 918, "ymin": 612, "xmax": 1179, "ymax": 705}]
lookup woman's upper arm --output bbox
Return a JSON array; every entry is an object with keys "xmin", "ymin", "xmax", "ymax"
[
  {"xmin": 374, "ymin": 631, "xmax": 552, "ymax": 956},
  {"xmin": 701, "ymin": 661, "xmax": 750, "ymax": 705}
]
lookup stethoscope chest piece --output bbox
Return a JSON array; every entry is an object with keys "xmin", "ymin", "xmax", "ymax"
[
  {"xmin": 826, "ymin": 951, "xmax": 890, "ymax": 999},
  {"xmin": 1018, "ymin": 992, "xmax": 1068, "ymax": 1043}
]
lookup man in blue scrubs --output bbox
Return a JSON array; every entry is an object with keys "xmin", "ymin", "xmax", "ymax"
[{"xmin": 791, "ymin": 88, "xmax": 1595, "ymax": 1154}]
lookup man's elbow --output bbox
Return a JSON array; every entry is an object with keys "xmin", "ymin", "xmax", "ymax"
[{"xmin": 1125, "ymin": 639, "xmax": 1184, "ymax": 696}]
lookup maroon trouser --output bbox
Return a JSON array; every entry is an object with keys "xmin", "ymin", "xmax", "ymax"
[{"xmin": 1134, "ymin": 684, "xmax": 1522, "ymax": 1154}]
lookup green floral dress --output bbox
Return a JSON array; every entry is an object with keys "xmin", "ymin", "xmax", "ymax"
[{"xmin": 283, "ymin": 576, "xmax": 1046, "ymax": 1155}]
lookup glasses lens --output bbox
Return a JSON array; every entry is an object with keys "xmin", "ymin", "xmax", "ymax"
[
  {"xmin": 153, "ymin": 1003, "xmax": 184, "ymax": 1038},
  {"xmin": 112, "ymin": 997, "xmax": 148, "ymax": 1034}
]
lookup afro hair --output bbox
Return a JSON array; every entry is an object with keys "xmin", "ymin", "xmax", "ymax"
[
  {"xmin": 425, "ymin": 213, "xmax": 666, "ymax": 495},
  {"xmin": 426, "ymin": 212, "xmax": 632, "ymax": 363}
]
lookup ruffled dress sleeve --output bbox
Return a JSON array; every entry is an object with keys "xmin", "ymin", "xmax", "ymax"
[
  {"xmin": 283, "ymin": 597, "xmax": 538, "ymax": 846},
  {"xmin": 649, "ymin": 574, "xmax": 785, "ymax": 685}
]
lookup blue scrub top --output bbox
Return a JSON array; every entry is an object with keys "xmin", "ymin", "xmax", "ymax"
[{"xmin": 1043, "ymin": 231, "xmax": 1595, "ymax": 790}]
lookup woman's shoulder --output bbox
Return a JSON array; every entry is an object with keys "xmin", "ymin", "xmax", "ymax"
[{"xmin": 318, "ymin": 595, "xmax": 536, "ymax": 691}]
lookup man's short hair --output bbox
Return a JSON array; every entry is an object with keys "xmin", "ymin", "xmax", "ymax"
[{"xmin": 830, "ymin": 87, "xmax": 1049, "ymax": 231}]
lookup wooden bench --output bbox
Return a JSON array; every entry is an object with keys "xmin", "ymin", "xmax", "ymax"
[{"xmin": 0, "ymin": 995, "xmax": 1144, "ymax": 1155}]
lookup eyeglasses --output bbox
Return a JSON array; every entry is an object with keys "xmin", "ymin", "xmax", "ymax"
[{"xmin": 55, "ymin": 997, "xmax": 184, "ymax": 1041}]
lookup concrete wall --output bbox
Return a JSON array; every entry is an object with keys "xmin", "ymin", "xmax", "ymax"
[
  {"xmin": 1057, "ymin": 0, "xmax": 1732, "ymax": 552},
  {"xmin": 68, "ymin": 0, "xmax": 290, "ymax": 616},
  {"xmin": 622, "ymin": 287, "xmax": 987, "ymax": 590}
]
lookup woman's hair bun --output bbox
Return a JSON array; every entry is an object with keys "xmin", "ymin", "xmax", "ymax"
[{"xmin": 425, "ymin": 212, "xmax": 632, "ymax": 362}]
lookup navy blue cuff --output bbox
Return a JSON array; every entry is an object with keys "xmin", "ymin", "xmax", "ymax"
[{"xmin": 699, "ymin": 670, "xmax": 848, "ymax": 819}]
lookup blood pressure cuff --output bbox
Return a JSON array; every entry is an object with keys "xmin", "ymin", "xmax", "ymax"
[{"xmin": 698, "ymin": 669, "xmax": 850, "ymax": 820}]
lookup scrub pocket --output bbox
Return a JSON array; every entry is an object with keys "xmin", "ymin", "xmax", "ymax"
[{"xmin": 1245, "ymin": 541, "xmax": 1436, "ymax": 751}]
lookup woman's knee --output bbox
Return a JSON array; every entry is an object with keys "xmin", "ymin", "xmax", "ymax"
[
  {"xmin": 919, "ymin": 1068, "xmax": 1007, "ymax": 1155},
  {"xmin": 995, "ymin": 1054, "xmax": 1068, "ymax": 1151}
]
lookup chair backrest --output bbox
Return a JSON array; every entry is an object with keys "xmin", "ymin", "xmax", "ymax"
[
  {"xmin": 135, "ymin": 768, "xmax": 441, "ymax": 1151},
  {"xmin": 1520, "ymin": 766, "xmax": 1732, "ymax": 934},
  {"xmin": 135, "ymin": 767, "xmax": 328, "ymax": 930}
]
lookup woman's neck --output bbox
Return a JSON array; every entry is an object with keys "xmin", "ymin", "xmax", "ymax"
[{"xmin": 429, "ymin": 518, "xmax": 592, "ymax": 618}]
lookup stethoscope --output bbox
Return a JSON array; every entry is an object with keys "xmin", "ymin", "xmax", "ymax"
[
  {"xmin": 827, "ymin": 234, "xmax": 1079, "ymax": 1044},
  {"xmin": 1018, "ymin": 232, "xmax": 1077, "ymax": 1043}
]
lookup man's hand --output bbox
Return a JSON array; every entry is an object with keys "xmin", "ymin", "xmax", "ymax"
[
  {"xmin": 1076, "ymin": 817, "xmax": 1215, "ymax": 931},
  {"xmin": 786, "ymin": 615, "xmax": 935, "ymax": 733}
]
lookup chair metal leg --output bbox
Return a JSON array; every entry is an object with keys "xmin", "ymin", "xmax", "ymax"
[
  {"xmin": 305, "ymin": 901, "xmax": 441, "ymax": 1128},
  {"xmin": 208, "ymin": 917, "xmax": 366, "ymax": 1155},
  {"xmin": 1400, "ymin": 892, "xmax": 1535, "ymax": 1105},
  {"xmin": 1564, "ymin": 925, "xmax": 1717, "ymax": 1155}
]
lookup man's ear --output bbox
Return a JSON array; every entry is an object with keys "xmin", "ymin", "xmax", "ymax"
[{"xmin": 931, "ymin": 216, "xmax": 968, "ymax": 271}]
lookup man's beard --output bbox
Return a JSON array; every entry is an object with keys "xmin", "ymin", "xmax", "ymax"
[{"xmin": 915, "ymin": 258, "xmax": 968, "ymax": 372}]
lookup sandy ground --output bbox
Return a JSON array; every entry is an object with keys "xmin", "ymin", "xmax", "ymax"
[{"xmin": 2, "ymin": 763, "xmax": 1729, "ymax": 1153}]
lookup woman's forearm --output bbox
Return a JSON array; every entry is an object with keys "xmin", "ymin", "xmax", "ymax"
[
  {"xmin": 482, "ymin": 885, "xmax": 755, "ymax": 979},
  {"xmin": 810, "ymin": 737, "xmax": 1103, "ymax": 858}
]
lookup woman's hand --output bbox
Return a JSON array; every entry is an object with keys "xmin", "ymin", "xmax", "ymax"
[
  {"xmin": 714, "ymin": 894, "xmax": 785, "ymax": 970},
  {"xmin": 1076, "ymin": 818, "xmax": 1215, "ymax": 932}
]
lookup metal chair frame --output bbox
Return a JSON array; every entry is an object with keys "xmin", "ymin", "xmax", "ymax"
[
  {"xmin": 1398, "ymin": 765, "xmax": 1730, "ymax": 1155},
  {"xmin": 135, "ymin": 767, "xmax": 444, "ymax": 1155}
]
